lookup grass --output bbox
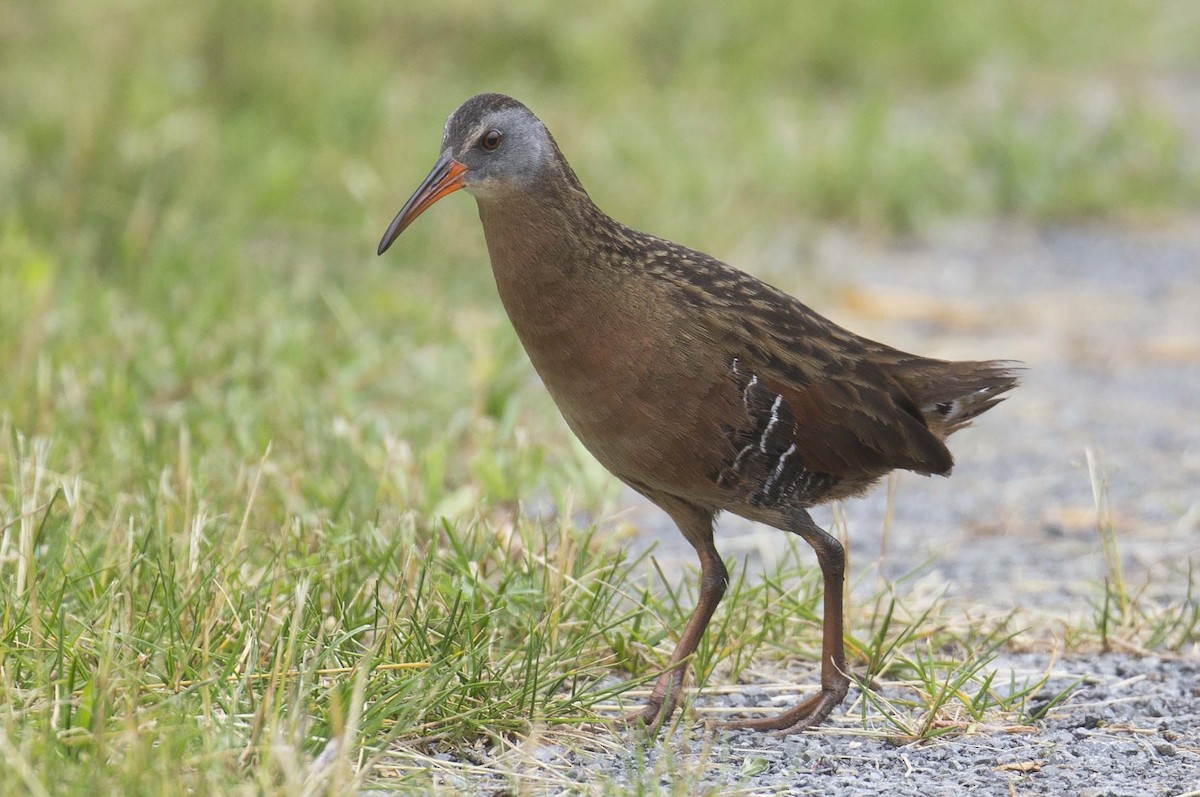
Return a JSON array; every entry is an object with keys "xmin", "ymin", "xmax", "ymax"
[
  {"xmin": 1086, "ymin": 449, "xmax": 1200, "ymax": 654},
  {"xmin": 2, "ymin": 0, "xmax": 1199, "ymax": 793}
]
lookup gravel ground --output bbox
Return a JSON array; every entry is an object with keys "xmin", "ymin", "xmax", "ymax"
[
  {"xmin": 408, "ymin": 221, "xmax": 1199, "ymax": 794},
  {"xmin": 521, "ymin": 654, "xmax": 1200, "ymax": 795}
]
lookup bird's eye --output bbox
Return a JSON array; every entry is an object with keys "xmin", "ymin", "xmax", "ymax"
[{"xmin": 481, "ymin": 129, "xmax": 503, "ymax": 151}]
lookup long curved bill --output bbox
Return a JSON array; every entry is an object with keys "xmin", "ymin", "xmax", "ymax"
[{"xmin": 377, "ymin": 155, "xmax": 468, "ymax": 255}]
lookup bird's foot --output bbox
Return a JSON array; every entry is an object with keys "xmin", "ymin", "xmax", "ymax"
[
  {"xmin": 618, "ymin": 668, "xmax": 685, "ymax": 733},
  {"xmin": 715, "ymin": 686, "xmax": 846, "ymax": 736},
  {"xmin": 620, "ymin": 698, "xmax": 676, "ymax": 733}
]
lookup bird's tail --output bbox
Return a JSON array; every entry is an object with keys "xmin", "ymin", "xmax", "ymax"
[{"xmin": 900, "ymin": 359, "xmax": 1021, "ymax": 439}]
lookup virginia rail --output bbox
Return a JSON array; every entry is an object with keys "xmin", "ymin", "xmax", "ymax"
[{"xmin": 378, "ymin": 94, "xmax": 1018, "ymax": 734}]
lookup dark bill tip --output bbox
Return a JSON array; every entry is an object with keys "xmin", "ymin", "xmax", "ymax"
[{"xmin": 377, "ymin": 156, "xmax": 468, "ymax": 256}]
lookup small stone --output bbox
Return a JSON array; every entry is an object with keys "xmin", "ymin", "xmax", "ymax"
[{"xmin": 1154, "ymin": 741, "xmax": 1177, "ymax": 757}]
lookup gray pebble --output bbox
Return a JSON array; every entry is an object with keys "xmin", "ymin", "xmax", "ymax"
[{"xmin": 1153, "ymin": 741, "xmax": 1177, "ymax": 757}]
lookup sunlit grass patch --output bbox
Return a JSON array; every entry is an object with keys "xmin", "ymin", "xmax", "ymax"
[{"xmin": 0, "ymin": 426, "xmax": 645, "ymax": 792}]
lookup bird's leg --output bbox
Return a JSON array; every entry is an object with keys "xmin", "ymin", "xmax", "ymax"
[
  {"xmin": 624, "ymin": 498, "xmax": 726, "ymax": 731},
  {"xmin": 719, "ymin": 510, "xmax": 849, "ymax": 734}
]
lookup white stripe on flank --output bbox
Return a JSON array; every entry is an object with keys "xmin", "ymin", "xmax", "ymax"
[
  {"xmin": 761, "ymin": 443, "xmax": 797, "ymax": 497},
  {"xmin": 732, "ymin": 443, "xmax": 754, "ymax": 472},
  {"xmin": 743, "ymin": 375, "xmax": 758, "ymax": 411},
  {"xmin": 760, "ymin": 395, "xmax": 783, "ymax": 452}
]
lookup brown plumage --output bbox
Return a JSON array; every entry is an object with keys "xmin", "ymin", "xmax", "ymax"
[{"xmin": 378, "ymin": 93, "xmax": 1019, "ymax": 734}]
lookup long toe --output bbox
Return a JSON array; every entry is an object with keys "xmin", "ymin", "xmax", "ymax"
[{"xmin": 716, "ymin": 688, "xmax": 843, "ymax": 735}]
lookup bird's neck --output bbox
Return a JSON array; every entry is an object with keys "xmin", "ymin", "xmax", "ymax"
[
  {"xmin": 475, "ymin": 172, "xmax": 618, "ymax": 321},
  {"xmin": 472, "ymin": 167, "xmax": 668, "ymax": 404}
]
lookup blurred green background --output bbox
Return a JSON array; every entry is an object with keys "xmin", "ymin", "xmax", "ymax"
[{"xmin": 2, "ymin": 0, "xmax": 1199, "ymax": 791}]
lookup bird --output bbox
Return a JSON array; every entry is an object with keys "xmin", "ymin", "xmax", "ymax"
[{"xmin": 377, "ymin": 93, "xmax": 1018, "ymax": 735}]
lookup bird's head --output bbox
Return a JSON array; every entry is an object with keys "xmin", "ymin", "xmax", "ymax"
[{"xmin": 377, "ymin": 93, "xmax": 558, "ymax": 255}]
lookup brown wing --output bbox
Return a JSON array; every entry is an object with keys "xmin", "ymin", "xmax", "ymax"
[
  {"xmin": 714, "ymin": 351, "xmax": 952, "ymax": 510},
  {"xmin": 681, "ymin": 264, "xmax": 954, "ymax": 508},
  {"xmin": 766, "ymin": 359, "xmax": 954, "ymax": 478}
]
